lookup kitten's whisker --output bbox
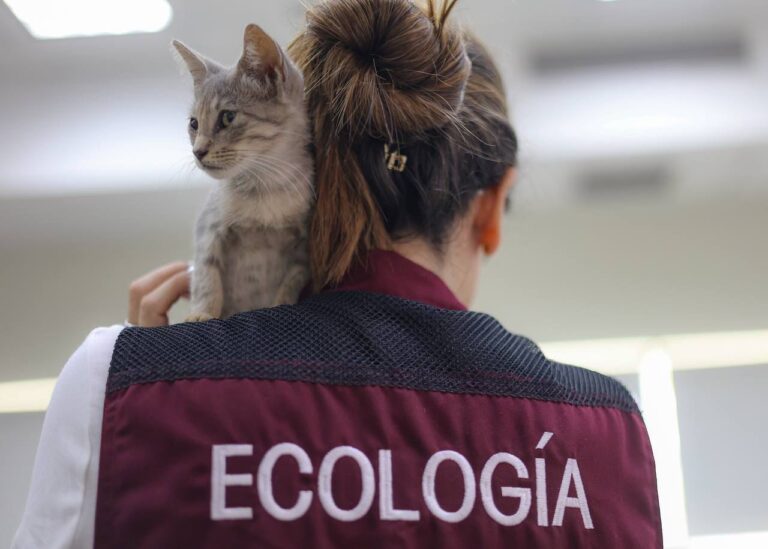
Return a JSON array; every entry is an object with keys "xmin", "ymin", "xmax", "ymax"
[
  {"xmin": 237, "ymin": 164, "xmax": 303, "ymax": 200},
  {"xmin": 243, "ymin": 155, "xmax": 310, "ymax": 193},
  {"xmin": 238, "ymin": 161, "xmax": 303, "ymax": 199},
  {"xmin": 252, "ymin": 158, "xmax": 311, "ymax": 199},
  {"xmin": 249, "ymin": 153, "xmax": 313, "ymax": 186},
  {"xmin": 211, "ymin": 149, "xmax": 314, "ymax": 196},
  {"xmin": 252, "ymin": 157, "xmax": 314, "ymax": 199},
  {"xmin": 247, "ymin": 155, "xmax": 310, "ymax": 182},
  {"xmin": 237, "ymin": 157, "xmax": 308, "ymax": 200}
]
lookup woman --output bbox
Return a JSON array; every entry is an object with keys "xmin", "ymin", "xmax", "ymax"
[{"xmin": 14, "ymin": 0, "xmax": 662, "ymax": 547}]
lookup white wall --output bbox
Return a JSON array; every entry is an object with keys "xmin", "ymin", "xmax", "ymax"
[{"xmin": 0, "ymin": 413, "xmax": 44, "ymax": 545}]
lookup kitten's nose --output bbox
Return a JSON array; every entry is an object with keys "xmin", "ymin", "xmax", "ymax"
[{"xmin": 194, "ymin": 148, "xmax": 209, "ymax": 161}]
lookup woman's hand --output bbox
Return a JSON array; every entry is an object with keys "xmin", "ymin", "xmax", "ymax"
[{"xmin": 128, "ymin": 262, "xmax": 191, "ymax": 327}]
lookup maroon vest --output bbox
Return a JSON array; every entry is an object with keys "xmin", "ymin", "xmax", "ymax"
[{"xmin": 95, "ymin": 251, "xmax": 662, "ymax": 548}]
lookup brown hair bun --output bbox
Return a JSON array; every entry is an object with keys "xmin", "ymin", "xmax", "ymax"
[
  {"xmin": 291, "ymin": 1, "xmax": 517, "ymax": 291},
  {"xmin": 295, "ymin": 0, "xmax": 470, "ymax": 140}
]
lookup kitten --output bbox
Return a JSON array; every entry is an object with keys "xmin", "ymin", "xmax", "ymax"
[{"xmin": 172, "ymin": 25, "xmax": 313, "ymax": 321}]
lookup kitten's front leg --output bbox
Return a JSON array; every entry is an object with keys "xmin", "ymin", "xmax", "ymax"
[
  {"xmin": 272, "ymin": 263, "xmax": 310, "ymax": 307},
  {"xmin": 188, "ymin": 262, "xmax": 223, "ymax": 320},
  {"xmin": 186, "ymin": 260, "xmax": 224, "ymax": 322},
  {"xmin": 187, "ymin": 197, "xmax": 226, "ymax": 323},
  {"xmin": 187, "ymin": 226, "xmax": 225, "ymax": 322}
]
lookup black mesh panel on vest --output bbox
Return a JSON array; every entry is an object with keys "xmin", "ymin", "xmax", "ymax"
[{"xmin": 108, "ymin": 291, "xmax": 639, "ymax": 413}]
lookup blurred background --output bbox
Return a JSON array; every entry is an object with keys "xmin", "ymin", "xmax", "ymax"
[{"xmin": 0, "ymin": 0, "xmax": 766, "ymax": 546}]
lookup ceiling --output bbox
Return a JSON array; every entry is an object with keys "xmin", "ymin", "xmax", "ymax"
[
  {"xmin": 0, "ymin": 0, "xmax": 768, "ymax": 76},
  {"xmin": 0, "ymin": 0, "xmax": 767, "ymax": 202},
  {"xmin": 2, "ymin": 0, "xmax": 767, "ymax": 76}
]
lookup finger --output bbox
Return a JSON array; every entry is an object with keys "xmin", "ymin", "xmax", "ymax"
[
  {"xmin": 128, "ymin": 261, "xmax": 188, "ymax": 324},
  {"xmin": 137, "ymin": 270, "xmax": 191, "ymax": 328}
]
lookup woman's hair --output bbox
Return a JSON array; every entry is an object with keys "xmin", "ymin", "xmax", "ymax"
[{"xmin": 289, "ymin": 0, "xmax": 518, "ymax": 289}]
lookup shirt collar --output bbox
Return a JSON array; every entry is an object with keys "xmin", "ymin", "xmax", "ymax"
[{"xmin": 329, "ymin": 249, "xmax": 467, "ymax": 311}]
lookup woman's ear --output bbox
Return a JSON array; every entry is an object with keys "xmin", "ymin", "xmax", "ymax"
[{"xmin": 473, "ymin": 168, "xmax": 516, "ymax": 256}]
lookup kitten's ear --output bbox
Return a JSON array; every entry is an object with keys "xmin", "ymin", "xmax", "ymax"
[
  {"xmin": 238, "ymin": 24, "xmax": 285, "ymax": 81},
  {"xmin": 172, "ymin": 40, "xmax": 214, "ymax": 87}
]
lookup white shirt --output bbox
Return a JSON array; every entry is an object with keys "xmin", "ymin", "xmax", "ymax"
[{"xmin": 12, "ymin": 326, "xmax": 124, "ymax": 549}]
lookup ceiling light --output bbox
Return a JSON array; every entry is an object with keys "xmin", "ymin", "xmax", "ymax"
[
  {"xmin": 3, "ymin": 0, "xmax": 172, "ymax": 40},
  {"xmin": 0, "ymin": 378, "xmax": 56, "ymax": 414},
  {"xmin": 638, "ymin": 349, "xmax": 689, "ymax": 547},
  {"xmin": 690, "ymin": 531, "xmax": 768, "ymax": 549},
  {"xmin": 540, "ymin": 329, "xmax": 768, "ymax": 376}
]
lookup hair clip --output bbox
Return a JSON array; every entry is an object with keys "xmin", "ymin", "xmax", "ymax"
[{"xmin": 384, "ymin": 144, "xmax": 408, "ymax": 172}]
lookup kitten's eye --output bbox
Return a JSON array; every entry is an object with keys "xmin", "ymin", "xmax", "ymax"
[
  {"xmin": 220, "ymin": 110, "xmax": 236, "ymax": 128},
  {"xmin": 189, "ymin": 118, "xmax": 199, "ymax": 131}
]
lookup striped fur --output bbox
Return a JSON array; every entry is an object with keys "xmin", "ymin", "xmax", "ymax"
[{"xmin": 173, "ymin": 25, "xmax": 314, "ymax": 320}]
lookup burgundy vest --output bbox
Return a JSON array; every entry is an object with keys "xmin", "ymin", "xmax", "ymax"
[{"xmin": 95, "ymin": 251, "xmax": 662, "ymax": 548}]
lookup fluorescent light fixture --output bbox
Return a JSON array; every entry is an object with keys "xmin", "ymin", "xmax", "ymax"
[
  {"xmin": 541, "ymin": 329, "xmax": 768, "ymax": 376},
  {"xmin": 638, "ymin": 349, "xmax": 689, "ymax": 548},
  {"xmin": 3, "ymin": 0, "xmax": 172, "ymax": 40},
  {"xmin": 690, "ymin": 530, "xmax": 768, "ymax": 549},
  {"xmin": 0, "ymin": 378, "xmax": 56, "ymax": 414}
]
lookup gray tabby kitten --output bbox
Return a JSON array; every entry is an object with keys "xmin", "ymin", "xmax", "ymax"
[{"xmin": 172, "ymin": 25, "xmax": 313, "ymax": 321}]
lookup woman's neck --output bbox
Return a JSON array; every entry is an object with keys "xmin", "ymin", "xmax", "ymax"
[{"xmin": 389, "ymin": 236, "xmax": 480, "ymax": 308}]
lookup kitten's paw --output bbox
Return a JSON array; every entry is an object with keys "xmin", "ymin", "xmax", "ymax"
[{"xmin": 185, "ymin": 312, "xmax": 215, "ymax": 323}]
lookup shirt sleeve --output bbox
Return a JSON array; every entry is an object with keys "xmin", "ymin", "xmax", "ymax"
[{"xmin": 12, "ymin": 325, "xmax": 124, "ymax": 549}]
